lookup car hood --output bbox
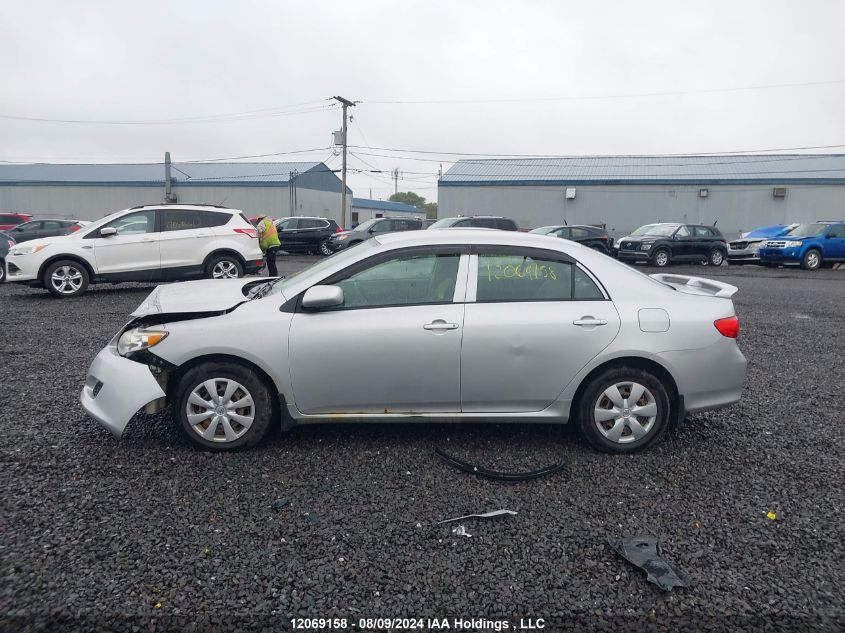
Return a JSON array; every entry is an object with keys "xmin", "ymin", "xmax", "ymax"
[
  {"xmin": 9, "ymin": 233, "xmax": 79, "ymax": 250},
  {"xmin": 742, "ymin": 224, "xmax": 796, "ymax": 238},
  {"xmin": 618, "ymin": 235, "xmax": 662, "ymax": 243},
  {"xmin": 131, "ymin": 278, "xmax": 258, "ymax": 317}
]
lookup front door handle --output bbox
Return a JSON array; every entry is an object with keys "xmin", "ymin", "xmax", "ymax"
[
  {"xmin": 423, "ymin": 320, "xmax": 459, "ymax": 331},
  {"xmin": 573, "ymin": 317, "xmax": 608, "ymax": 327}
]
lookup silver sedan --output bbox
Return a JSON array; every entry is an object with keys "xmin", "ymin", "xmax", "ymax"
[{"xmin": 81, "ymin": 230, "xmax": 747, "ymax": 453}]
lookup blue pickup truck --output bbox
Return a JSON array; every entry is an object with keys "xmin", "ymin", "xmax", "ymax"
[{"xmin": 758, "ymin": 221, "xmax": 845, "ymax": 270}]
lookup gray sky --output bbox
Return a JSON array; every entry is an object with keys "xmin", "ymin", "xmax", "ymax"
[{"xmin": 2, "ymin": 0, "xmax": 844, "ymax": 201}]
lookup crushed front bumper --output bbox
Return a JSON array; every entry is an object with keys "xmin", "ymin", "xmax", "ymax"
[{"xmin": 80, "ymin": 345, "xmax": 166, "ymax": 437}]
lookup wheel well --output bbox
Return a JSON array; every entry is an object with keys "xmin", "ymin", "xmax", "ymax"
[
  {"xmin": 37, "ymin": 254, "xmax": 95, "ymax": 282},
  {"xmin": 569, "ymin": 356, "xmax": 680, "ymax": 422},
  {"xmin": 168, "ymin": 353, "xmax": 284, "ymax": 421},
  {"xmin": 203, "ymin": 249, "xmax": 246, "ymax": 270}
]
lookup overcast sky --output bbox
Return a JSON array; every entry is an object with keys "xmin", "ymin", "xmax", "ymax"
[{"xmin": 2, "ymin": 0, "xmax": 844, "ymax": 201}]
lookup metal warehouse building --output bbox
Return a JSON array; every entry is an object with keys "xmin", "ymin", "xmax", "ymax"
[
  {"xmin": 0, "ymin": 161, "xmax": 352, "ymax": 224},
  {"xmin": 351, "ymin": 197, "xmax": 426, "ymax": 225},
  {"xmin": 438, "ymin": 155, "xmax": 845, "ymax": 238}
]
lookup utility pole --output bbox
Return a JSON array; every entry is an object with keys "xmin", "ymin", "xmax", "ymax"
[
  {"xmin": 333, "ymin": 96, "xmax": 356, "ymax": 227},
  {"xmin": 392, "ymin": 167, "xmax": 400, "ymax": 195}
]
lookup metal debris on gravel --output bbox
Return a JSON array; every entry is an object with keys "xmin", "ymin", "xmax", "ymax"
[{"xmin": 1, "ymin": 259, "xmax": 844, "ymax": 632}]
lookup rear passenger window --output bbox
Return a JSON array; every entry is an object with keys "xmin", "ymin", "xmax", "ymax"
[
  {"xmin": 828, "ymin": 225, "xmax": 845, "ymax": 238},
  {"xmin": 497, "ymin": 219, "xmax": 517, "ymax": 230},
  {"xmin": 476, "ymin": 254, "xmax": 603, "ymax": 302},
  {"xmin": 693, "ymin": 226, "xmax": 714, "ymax": 237},
  {"xmin": 161, "ymin": 210, "xmax": 204, "ymax": 232}
]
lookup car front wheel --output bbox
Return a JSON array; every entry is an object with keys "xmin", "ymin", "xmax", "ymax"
[
  {"xmin": 174, "ymin": 362, "xmax": 275, "ymax": 451},
  {"xmin": 577, "ymin": 367, "xmax": 671, "ymax": 453},
  {"xmin": 651, "ymin": 248, "xmax": 670, "ymax": 267},
  {"xmin": 44, "ymin": 259, "xmax": 90, "ymax": 297},
  {"xmin": 801, "ymin": 249, "xmax": 821, "ymax": 270},
  {"xmin": 319, "ymin": 241, "xmax": 333, "ymax": 256}
]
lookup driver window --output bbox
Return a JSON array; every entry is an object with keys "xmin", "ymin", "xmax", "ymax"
[
  {"xmin": 105, "ymin": 211, "xmax": 156, "ymax": 235},
  {"xmin": 675, "ymin": 226, "xmax": 691, "ymax": 238},
  {"xmin": 332, "ymin": 252, "xmax": 461, "ymax": 309}
]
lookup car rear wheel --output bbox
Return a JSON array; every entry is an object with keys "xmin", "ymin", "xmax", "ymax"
[
  {"xmin": 0, "ymin": 259, "xmax": 5, "ymax": 283},
  {"xmin": 174, "ymin": 362, "xmax": 275, "ymax": 451},
  {"xmin": 577, "ymin": 367, "xmax": 671, "ymax": 453},
  {"xmin": 206, "ymin": 254, "xmax": 244, "ymax": 279},
  {"xmin": 801, "ymin": 249, "xmax": 821, "ymax": 270},
  {"xmin": 591, "ymin": 244, "xmax": 608, "ymax": 255},
  {"xmin": 708, "ymin": 249, "xmax": 725, "ymax": 266},
  {"xmin": 44, "ymin": 259, "xmax": 89, "ymax": 298},
  {"xmin": 319, "ymin": 241, "xmax": 333, "ymax": 256},
  {"xmin": 651, "ymin": 248, "xmax": 670, "ymax": 267}
]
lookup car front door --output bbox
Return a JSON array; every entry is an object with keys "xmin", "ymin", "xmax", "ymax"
[
  {"xmin": 825, "ymin": 224, "xmax": 845, "ymax": 259},
  {"xmin": 288, "ymin": 247, "xmax": 467, "ymax": 414},
  {"xmin": 671, "ymin": 225, "xmax": 694, "ymax": 260},
  {"xmin": 460, "ymin": 247, "xmax": 620, "ymax": 412},
  {"xmin": 89, "ymin": 210, "xmax": 160, "ymax": 280}
]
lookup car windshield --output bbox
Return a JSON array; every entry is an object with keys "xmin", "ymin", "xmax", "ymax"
[
  {"xmin": 529, "ymin": 226, "xmax": 559, "ymax": 234},
  {"xmin": 353, "ymin": 218, "xmax": 380, "ymax": 232},
  {"xmin": 78, "ymin": 208, "xmax": 143, "ymax": 236},
  {"xmin": 632, "ymin": 224, "xmax": 679, "ymax": 237},
  {"xmin": 261, "ymin": 239, "xmax": 378, "ymax": 297},
  {"xmin": 787, "ymin": 223, "xmax": 827, "ymax": 237},
  {"xmin": 427, "ymin": 218, "xmax": 460, "ymax": 229}
]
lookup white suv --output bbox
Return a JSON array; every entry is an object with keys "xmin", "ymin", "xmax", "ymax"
[{"xmin": 6, "ymin": 204, "xmax": 264, "ymax": 297}]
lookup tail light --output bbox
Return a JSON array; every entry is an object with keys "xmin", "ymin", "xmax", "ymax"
[
  {"xmin": 714, "ymin": 316, "xmax": 740, "ymax": 338},
  {"xmin": 69, "ymin": 224, "xmax": 82, "ymax": 232},
  {"xmin": 6, "ymin": 239, "xmax": 13, "ymax": 248},
  {"xmin": 599, "ymin": 235, "xmax": 609, "ymax": 241},
  {"xmin": 335, "ymin": 227, "xmax": 343, "ymax": 233},
  {"xmin": 234, "ymin": 227, "xmax": 258, "ymax": 238}
]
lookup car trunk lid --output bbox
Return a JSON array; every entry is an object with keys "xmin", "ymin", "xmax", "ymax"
[{"xmin": 649, "ymin": 273, "xmax": 738, "ymax": 298}]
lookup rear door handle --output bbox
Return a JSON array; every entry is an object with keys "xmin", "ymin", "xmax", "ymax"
[
  {"xmin": 573, "ymin": 317, "xmax": 608, "ymax": 327},
  {"xmin": 424, "ymin": 320, "xmax": 459, "ymax": 331}
]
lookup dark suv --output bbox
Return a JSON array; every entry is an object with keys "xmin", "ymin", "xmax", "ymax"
[
  {"xmin": 325, "ymin": 217, "xmax": 423, "ymax": 254},
  {"xmin": 616, "ymin": 223, "xmax": 727, "ymax": 267},
  {"xmin": 274, "ymin": 216, "xmax": 341, "ymax": 256},
  {"xmin": 427, "ymin": 216, "xmax": 519, "ymax": 230},
  {"xmin": 529, "ymin": 224, "xmax": 614, "ymax": 254}
]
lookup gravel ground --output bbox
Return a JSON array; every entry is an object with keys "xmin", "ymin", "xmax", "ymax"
[{"xmin": 1, "ymin": 258, "xmax": 843, "ymax": 632}]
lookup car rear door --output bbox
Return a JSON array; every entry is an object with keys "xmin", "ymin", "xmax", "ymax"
[
  {"xmin": 460, "ymin": 246, "xmax": 620, "ymax": 412},
  {"xmin": 298, "ymin": 218, "xmax": 326, "ymax": 251},
  {"xmin": 89, "ymin": 210, "xmax": 160, "ymax": 279},
  {"xmin": 158, "ymin": 209, "xmax": 212, "ymax": 274},
  {"xmin": 288, "ymin": 246, "xmax": 468, "ymax": 414}
]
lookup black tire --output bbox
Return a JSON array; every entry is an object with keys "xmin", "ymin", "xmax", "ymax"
[
  {"xmin": 43, "ymin": 259, "xmax": 90, "ymax": 298},
  {"xmin": 0, "ymin": 259, "xmax": 5, "ymax": 283},
  {"xmin": 319, "ymin": 241, "xmax": 333, "ymax": 256},
  {"xmin": 205, "ymin": 254, "xmax": 245, "ymax": 279},
  {"xmin": 174, "ymin": 362, "xmax": 276, "ymax": 452},
  {"xmin": 576, "ymin": 366, "xmax": 672, "ymax": 454},
  {"xmin": 708, "ymin": 248, "xmax": 726, "ymax": 267},
  {"xmin": 800, "ymin": 249, "xmax": 822, "ymax": 271},
  {"xmin": 650, "ymin": 248, "xmax": 670, "ymax": 267}
]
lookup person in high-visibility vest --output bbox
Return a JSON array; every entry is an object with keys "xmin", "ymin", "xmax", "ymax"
[{"xmin": 253, "ymin": 215, "xmax": 281, "ymax": 276}]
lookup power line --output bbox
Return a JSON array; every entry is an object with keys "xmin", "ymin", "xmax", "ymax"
[
  {"xmin": 364, "ymin": 79, "xmax": 845, "ymax": 105},
  {"xmin": 0, "ymin": 100, "xmax": 337, "ymax": 125}
]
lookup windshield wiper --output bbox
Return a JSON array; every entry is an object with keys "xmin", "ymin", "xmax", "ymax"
[{"xmin": 249, "ymin": 278, "xmax": 284, "ymax": 300}]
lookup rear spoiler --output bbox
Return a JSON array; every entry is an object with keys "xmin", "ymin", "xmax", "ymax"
[{"xmin": 650, "ymin": 273, "xmax": 738, "ymax": 298}]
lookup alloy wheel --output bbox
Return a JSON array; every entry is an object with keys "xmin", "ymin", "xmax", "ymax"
[
  {"xmin": 50, "ymin": 265, "xmax": 83, "ymax": 294},
  {"xmin": 711, "ymin": 250, "xmax": 724, "ymax": 266},
  {"xmin": 320, "ymin": 242, "xmax": 332, "ymax": 256},
  {"xmin": 186, "ymin": 378, "xmax": 255, "ymax": 442},
  {"xmin": 593, "ymin": 381, "xmax": 658, "ymax": 444},
  {"xmin": 655, "ymin": 251, "xmax": 668, "ymax": 267},
  {"xmin": 212, "ymin": 260, "xmax": 239, "ymax": 279},
  {"xmin": 806, "ymin": 251, "xmax": 820, "ymax": 269}
]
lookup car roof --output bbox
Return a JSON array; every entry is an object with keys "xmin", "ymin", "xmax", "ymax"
[
  {"xmin": 377, "ymin": 228, "xmax": 583, "ymax": 249},
  {"xmin": 126, "ymin": 204, "xmax": 240, "ymax": 213}
]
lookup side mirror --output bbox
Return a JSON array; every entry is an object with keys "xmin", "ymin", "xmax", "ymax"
[
  {"xmin": 301, "ymin": 285, "xmax": 344, "ymax": 309},
  {"xmin": 100, "ymin": 227, "xmax": 118, "ymax": 237}
]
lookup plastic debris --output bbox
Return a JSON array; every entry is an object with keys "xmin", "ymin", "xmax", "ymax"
[
  {"xmin": 437, "ymin": 510, "xmax": 517, "ymax": 524},
  {"xmin": 451, "ymin": 525, "xmax": 472, "ymax": 538},
  {"xmin": 766, "ymin": 511, "xmax": 777, "ymax": 520},
  {"xmin": 434, "ymin": 448, "xmax": 565, "ymax": 481},
  {"xmin": 271, "ymin": 498, "xmax": 290, "ymax": 512},
  {"xmin": 609, "ymin": 536, "xmax": 691, "ymax": 592}
]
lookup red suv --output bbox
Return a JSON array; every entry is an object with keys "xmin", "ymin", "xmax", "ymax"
[{"xmin": 0, "ymin": 213, "xmax": 33, "ymax": 231}]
